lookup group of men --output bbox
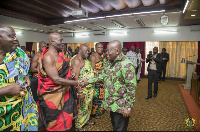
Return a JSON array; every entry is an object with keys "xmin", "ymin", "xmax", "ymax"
[
  {"xmin": 0, "ymin": 24, "xmax": 137, "ymax": 131},
  {"xmin": 122, "ymin": 46, "xmax": 144, "ymax": 83},
  {"xmin": 122, "ymin": 45, "xmax": 169, "ymax": 100},
  {"xmin": 0, "ymin": 24, "xmax": 170, "ymax": 131}
]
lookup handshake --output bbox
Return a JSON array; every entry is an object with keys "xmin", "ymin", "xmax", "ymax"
[
  {"xmin": 77, "ymin": 79, "xmax": 89, "ymax": 88},
  {"xmin": 76, "ymin": 79, "xmax": 89, "ymax": 101}
]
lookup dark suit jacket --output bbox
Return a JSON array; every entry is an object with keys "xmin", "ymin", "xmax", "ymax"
[
  {"xmin": 146, "ymin": 53, "xmax": 162, "ymax": 73},
  {"xmin": 161, "ymin": 53, "xmax": 169, "ymax": 67}
]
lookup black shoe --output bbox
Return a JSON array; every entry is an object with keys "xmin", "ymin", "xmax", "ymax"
[
  {"xmin": 145, "ymin": 96, "xmax": 152, "ymax": 99},
  {"xmin": 153, "ymin": 93, "xmax": 157, "ymax": 97},
  {"xmin": 137, "ymin": 80, "xmax": 139, "ymax": 83}
]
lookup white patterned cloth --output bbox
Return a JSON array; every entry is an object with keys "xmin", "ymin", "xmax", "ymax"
[{"xmin": 126, "ymin": 51, "xmax": 138, "ymax": 68}]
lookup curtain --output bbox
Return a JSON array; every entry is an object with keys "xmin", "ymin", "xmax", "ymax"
[
  {"xmin": 145, "ymin": 41, "xmax": 160, "ymax": 75},
  {"xmin": 196, "ymin": 41, "xmax": 200, "ymax": 75},
  {"xmin": 159, "ymin": 41, "xmax": 198, "ymax": 78},
  {"xmin": 100, "ymin": 42, "xmax": 109, "ymax": 49},
  {"xmin": 26, "ymin": 42, "xmax": 33, "ymax": 52},
  {"xmin": 123, "ymin": 42, "xmax": 145, "ymax": 77}
]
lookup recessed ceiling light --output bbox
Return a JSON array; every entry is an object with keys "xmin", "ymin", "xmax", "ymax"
[{"xmin": 191, "ymin": 14, "xmax": 195, "ymax": 16}]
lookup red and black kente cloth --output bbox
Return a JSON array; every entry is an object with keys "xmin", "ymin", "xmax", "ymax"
[{"xmin": 37, "ymin": 47, "xmax": 78, "ymax": 131}]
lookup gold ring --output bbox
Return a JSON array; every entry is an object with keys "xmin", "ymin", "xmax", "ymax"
[{"xmin": 20, "ymin": 91, "xmax": 25, "ymax": 96}]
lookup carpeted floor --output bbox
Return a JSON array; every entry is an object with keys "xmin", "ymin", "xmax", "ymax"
[{"xmin": 83, "ymin": 78, "xmax": 194, "ymax": 131}]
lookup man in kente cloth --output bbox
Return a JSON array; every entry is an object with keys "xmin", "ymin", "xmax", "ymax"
[
  {"xmin": 37, "ymin": 33, "xmax": 85, "ymax": 131},
  {"xmin": 30, "ymin": 41, "xmax": 46, "ymax": 102},
  {"xmin": 90, "ymin": 42, "xmax": 107, "ymax": 119},
  {"xmin": 70, "ymin": 44, "xmax": 95, "ymax": 131},
  {"xmin": 0, "ymin": 25, "xmax": 38, "ymax": 131}
]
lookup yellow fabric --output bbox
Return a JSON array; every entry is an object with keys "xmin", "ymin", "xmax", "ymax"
[{"xmin": 159, "ymin": 41, "xmax": 198, "ymax": 78}]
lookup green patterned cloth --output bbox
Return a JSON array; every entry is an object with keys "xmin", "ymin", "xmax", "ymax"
[
  {"xmin": 88, "ymin": 53, "xmax": 137, "ymax": 114},
  {"xmin": 0, "ymin": 48, "xmax": 38, "ymax": 131},
  {"xmin": 74, "ymin": 58, "xmax": 94, "ymax": 128}
]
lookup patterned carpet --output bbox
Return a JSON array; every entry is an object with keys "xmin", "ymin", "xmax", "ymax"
[{"xmin": 82, "ymin": 78, "xmax": 194, "ymax": 131}]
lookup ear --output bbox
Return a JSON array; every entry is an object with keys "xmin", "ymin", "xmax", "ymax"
[{"xmin": 116, "ymin": 49, "xmax": 119, "ymax": 55}]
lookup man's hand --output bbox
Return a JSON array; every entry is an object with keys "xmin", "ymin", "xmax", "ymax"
[
  {"xmin": 123, "ymin": 108, "xmax": 131, "ymax": 118},
  {"xmin": 24, "ymin": 76, "xmax": 31, "ymax": 87},
  {"xmin": 79, "ymin": 94, "xmax": 85, "ymax": 101},
  {"xmin": 8, "ymin": 83, "xmax": 25, "ymax": 95},
  {"xmin": 79, "ymin": 79, "xmax": 89, "ymax": 88},
  {"xmin": 71, "ymin": 68, "xmax": 75, "ymax": 78}
]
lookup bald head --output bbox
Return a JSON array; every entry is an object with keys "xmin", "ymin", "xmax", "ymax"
[
  {"xmin": 0, "ymin": 25, "xmax": 17, "ymax": 53},
  {"xmin": 49, "ymin": 33, "xmax": 61, "ymax": 43},
  {"xmin": 48, "ymin": 32, "xmax": 63, "ymax": 52},
  {"xmin": 79, "ymin": 44, "xmax": 89, "ymax": 59},
  {"xmin": 107, "ymin": 40, "xmax": 121, "ymax": 51},
  {"xmin": 107, "ymin": 40, "xmax": 122, "ymax": 61}
]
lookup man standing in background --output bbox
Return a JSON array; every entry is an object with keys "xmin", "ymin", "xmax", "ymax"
[
  {"xmin": 30, "ymin": 41, "xmax": 46, "ymax": 102},
  {"xmin": 122, "ymin": 47, "xmax": 127, "ymax": 55},
  {"xmin": 159, "ymin": 48, "xmax": 169, "ymax": 82},
  {"xmin": 146, "ymin": 47, "xmax": 162, "ymax": 99},
  {"xmin": 136, "ymin": 48, "xmax": 144, "ymax": 83},
  {"xmin": 126, "ymin": 45, "xmax": 138, "ymax": 69}
]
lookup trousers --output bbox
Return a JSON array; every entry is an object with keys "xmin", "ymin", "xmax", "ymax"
[{"xmin": 110, "ymin": 111, "xmax": 130, "ymax": 131}]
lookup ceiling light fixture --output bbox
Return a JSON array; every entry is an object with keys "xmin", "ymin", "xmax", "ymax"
[
  {"xmin": 191, "ymin": 14, "xmax": 195, "ymax": 16},
  {"xmin": 64, "ymin": 10, "xmax": 165, "ymax": 23},
  {"xmin": 132, "ymin": 10, "xmax": 165, "ymax": 15},
  {"xmin": 75, "ymin": 32, "xmax": 89, "ymax": 37},
  {"xmin": 109, "ymin": 31, "xmax": 127, "ymax": 35},
  {"xmin": 16, "ymin": 31, "xmax": 22, "ymax": 35},
  {"xmin": 153, "ymin": 30, "xmax": 177, "ymax": 33},
  {"xmin": 106, "ymin": 13, "xmax": 133, "ymax": 18},
  {"xmin": 183, "ymin": 0, "xmax": 190, "ymax": 14},
  {"xmin": 64, "ymin": 16, "xmax": 105, "ymax": 23}
]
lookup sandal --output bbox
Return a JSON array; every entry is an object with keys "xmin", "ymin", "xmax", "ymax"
[{"xmin": 85, "ymin": 121, "xmax": 95, "ymax": 126}]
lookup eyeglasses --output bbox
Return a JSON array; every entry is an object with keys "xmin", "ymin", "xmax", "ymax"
[{"xmin": 105, "ymin": 49, "xmax": 117, "ymax": 53}]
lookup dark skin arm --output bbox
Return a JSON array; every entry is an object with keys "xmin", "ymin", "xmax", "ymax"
[
  {"xmin": 0, "ymin": 82, "xmax": 25, "ymax": 97},
  {"xmin": 71, "ymin": 57, "xmax": 85, "ymax": 101},
  {"xmin": 43, "ymin": 52, "xmax": 79, "ymax": 87},
  {"xmin": 31, "ymin": 53, "xmax": 40, "ymax": 73}
]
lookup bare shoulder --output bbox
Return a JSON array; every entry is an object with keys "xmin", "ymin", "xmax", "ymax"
[
  {"xmin": 90, "ymin": 53, "xmax": 96, "ymax": 59},
  {"xmin": 71, "ymin": 55, "xmax": 80, "ymax": 66},
  {"xmin": 43, "ymin": 51, "xmax": 54, "ymax": 64}
]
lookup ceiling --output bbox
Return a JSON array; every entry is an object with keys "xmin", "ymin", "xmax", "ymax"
[{"xmin": 0, "ymin": 0, "xmax": 199, "ymax": 34}]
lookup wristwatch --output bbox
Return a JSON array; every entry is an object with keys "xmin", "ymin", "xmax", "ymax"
[{"xmin": 127, "ymin": 108, "xmax": 131, "ymax": 111}]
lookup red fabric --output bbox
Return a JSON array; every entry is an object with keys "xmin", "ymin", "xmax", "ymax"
[
  {"xmin": 123, "ymin": 42, "xmax": 146, "ymax": 77},
  {"xmin": 196, "ymin": 41, "xmax": 200, "ymax": 75},
  {"xmin": 38, "ymin": 47, "xmax": 76, "ymax": 131},
  {"xmin": 46, "ymin": 112, "xmax": 73, "ymax": 131},
  {"xmin": 38, "ymin": 48, "xmax": 72, "ymax": 95}
]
